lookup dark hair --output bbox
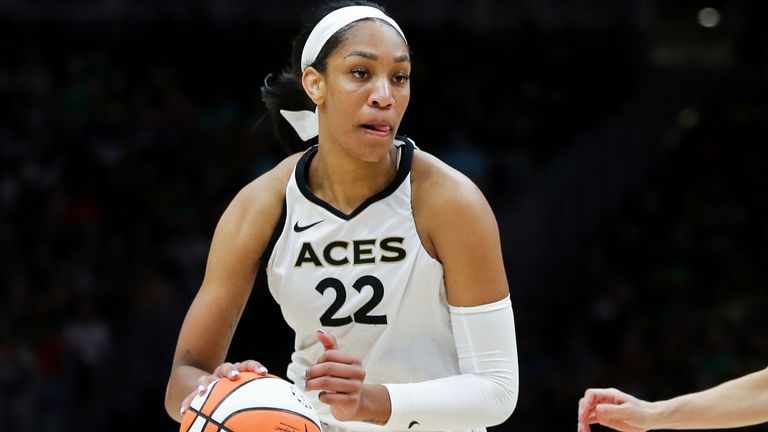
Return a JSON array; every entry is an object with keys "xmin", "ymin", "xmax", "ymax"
[{"xmin": 260, "ymin": 0, "xmax": 399, "ymax": 153}]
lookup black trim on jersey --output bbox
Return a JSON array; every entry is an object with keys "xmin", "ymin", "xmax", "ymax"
[
  {"xmin": 295, "ymin": 136, "xmax": 415, "ymax": 221},
  {"xmin": 261, "ymin": 199, "xmax": 286, "ymax": 266}
]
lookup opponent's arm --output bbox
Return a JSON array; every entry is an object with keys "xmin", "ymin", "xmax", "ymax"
[{"xmin": 578, "ymin": 367, "xmax": 768, "ymax": 431}]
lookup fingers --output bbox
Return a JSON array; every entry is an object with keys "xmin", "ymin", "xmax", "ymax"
[
  {"xmin": 577, "ymin": 388, "xmax": 602, "ymax": 432},
  {"xmin": 306, "ymin": 362, "xmax": 366, "ymax": 392},
  {"xmin": 180, "ymin": 360, "xmax": 269, "ymax": 416},
  {"xmin": 578, "ymin": 388, "xmax": 630, "ymax": 432},
  {"xmin": 306, "ymin": 330, "xmax": 365, "ymax": 397},
  {"xmin": 579, "ymin": 388, "xmax": 631, "ymax": 415},
  {"xmin": 308, "ymin": 331, "xmax": 364, "ymax": 393},
  {"xmin": 577, "ymin": 389, "xmax": 646, "ymax": 432},
  {"xmin": 237, "ymin": 359, "xmax": 270, "ymax": 375},
  {"xmin": 578, "ymin": 390, "xmax": 595, "ymax": 422},
  {"xmin": 213, "ymin": 362, "xmax": 238, "ymax": 380},
  {"xmin": 179, "ymin": 390, "xmax": 196, "ymax": 416},
  {"xmin": 213, "ymin": 360, "xmax": 269, "ymax": 381},
  {"xmin": 180, "ymin": 374, "xmax": 217, "ymax": 415},
  {"xmin": 316, "ymin": 348, "xmax": 363, "ymax": 366},
  {"xmin": 589, "ymin": 388, "xmax": 632, "ymax": 405},
  {"xmin": 316, "ymin": 328, "xmax": 338, "ymax": 350},
  {"xmin": 195, "ymin": 374, "xmax": 216, "ymax": 395}
]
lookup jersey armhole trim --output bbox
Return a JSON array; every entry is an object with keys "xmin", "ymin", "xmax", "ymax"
[{"xmin": 261, "ymin": 198, "xmax": 287, "ymax": 268}]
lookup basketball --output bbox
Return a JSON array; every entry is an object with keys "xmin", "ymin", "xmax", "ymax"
[{"xmin": 180, "ymin": 372, "xmax": 322, "ymax": 432}]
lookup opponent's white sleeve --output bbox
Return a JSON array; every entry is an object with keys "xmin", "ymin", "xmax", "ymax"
[{"xmin": 383, "ymin": 296, "xmax": 519, "ymax": 430}]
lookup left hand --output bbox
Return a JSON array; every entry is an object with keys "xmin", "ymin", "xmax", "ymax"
[
  {"xmin": 179, "ymin": 360, "xmax": 268, "ymax": 417},
  {"xmin": 305, "ymin": 329, "xmax": 368, "ymax": 422}
]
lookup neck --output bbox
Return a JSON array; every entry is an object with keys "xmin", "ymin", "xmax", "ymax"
[{"xmin": 309, "ymin": 143, "xmax": 398, "ymax": 214}]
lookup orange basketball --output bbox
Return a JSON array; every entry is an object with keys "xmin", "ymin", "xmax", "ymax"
[{"xmin": 180, "ymin": 372, "xmax": 322, "ymax": 432}]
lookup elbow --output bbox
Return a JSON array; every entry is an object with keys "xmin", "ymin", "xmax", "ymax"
[
  {"xmin": 488, "ymin": 383, "xmax": 519, "ymax": 426},
  {"xmin": 482, "ymin": 372, "xmax": 519, "ymax": 427},
  {"xmin": 501, "ymin": 385, "xmax": 519, "ymax": 423}
]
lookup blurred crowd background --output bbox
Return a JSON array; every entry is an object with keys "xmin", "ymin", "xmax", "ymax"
[{"xmin": 1, "ymin": 0, "xmax": 767, "ymax": 431}]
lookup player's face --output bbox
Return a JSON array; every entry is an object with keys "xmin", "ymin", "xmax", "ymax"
[{"xmin": 321, "ymin": 20, "xmax": 411, "ymax": 162}]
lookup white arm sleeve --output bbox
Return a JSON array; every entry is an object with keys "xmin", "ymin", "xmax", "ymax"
[{"xmin": 383, "ymin": 296, "xmax": 519, "ymax": 430}]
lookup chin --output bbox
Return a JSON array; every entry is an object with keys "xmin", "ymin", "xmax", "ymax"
[{"xmin": 357, "ymin": 136, "xmax": 395, "ymax": 163}]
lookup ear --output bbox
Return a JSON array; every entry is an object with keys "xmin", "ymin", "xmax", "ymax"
[{"xmin": 301, "ymin": 67, "xmax": 326, "ymax": 106}]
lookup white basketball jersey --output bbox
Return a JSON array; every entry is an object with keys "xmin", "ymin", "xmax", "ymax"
[{"xmin": 266, "ymin": 139, "xmax": 483, "ymax": 432}]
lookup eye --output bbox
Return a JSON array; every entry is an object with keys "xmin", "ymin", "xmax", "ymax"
[
  {"xmin": 351, "ymin": 68, "xmax": 369, "ymax": 79},
  {"xmin": 393, "ymin": 72, "xmax": 410, "ymax": 85}
]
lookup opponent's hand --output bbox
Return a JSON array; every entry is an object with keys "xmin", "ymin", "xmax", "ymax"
[
  {"xmin": 179, "ymin": 360, "xmax": 269, "ymax": 416},
  {"xmin": 578, "ymin": 388, "xmax": 655, "ymax": 432},
  {"xmin": 305, "ymin": 329, "xmax": 369, "ymax": 422}
]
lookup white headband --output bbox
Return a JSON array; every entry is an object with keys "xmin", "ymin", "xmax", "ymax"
[
  {"xmin": 280, "ymin": 5, "xmax": 407, "ymax": 141},
  {"xmin": 301, "ymin": 5, "xmax": 406, "ymax": 71}
]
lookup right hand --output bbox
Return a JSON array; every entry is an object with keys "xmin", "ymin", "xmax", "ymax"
[
  {"xmin": 306, "ymin": 330, "xmax": 369, "ymax": 422},
  {"xmin": 577, "ymin": 388, "xmax": 655, "ymax": 432},
  {"xmin": 179, "ymin": 360, "xmax": 268, "ymax": 416}
]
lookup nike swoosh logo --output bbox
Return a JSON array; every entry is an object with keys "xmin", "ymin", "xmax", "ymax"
[
  {"xmin": 408, "ymin": 421, "xmax": 419, "ymax": 429},
  {"xmin": 293, "ymin": 220, "xmax": 324, "ymax": 232}
]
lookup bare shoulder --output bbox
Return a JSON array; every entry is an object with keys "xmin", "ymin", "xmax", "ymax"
[
  {"xmin": 411, "ymin": 149, "xmax": 494, "ymax": 220},
  {"xmin": 231, "ymin": 152, "xmax": 302, "ymax": 215},
  {"xmin": 411, "ymin": 148, "xmax": 507, "ymax": 305},
  {"xmin": 212, "ymin": 152, "xmax": 302, "ymax": 256}
]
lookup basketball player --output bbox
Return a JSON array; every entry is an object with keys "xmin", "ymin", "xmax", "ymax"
[
  {"xmin": 577, "ymin": 367, "xmax": 768, "ymax": 431},
  {"xmin": 164, "ymin": 1, "xmax": 519, "ymax": 431}
]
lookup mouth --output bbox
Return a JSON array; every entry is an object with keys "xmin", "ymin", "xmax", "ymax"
[{"xmin": 361, "ymin": 123, "xmax": 393, "ymax": 137}]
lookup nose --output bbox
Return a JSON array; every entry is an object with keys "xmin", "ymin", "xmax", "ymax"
[{"xmin": 368, "ymin": 78, "xmax": 394, "ymax": 109}]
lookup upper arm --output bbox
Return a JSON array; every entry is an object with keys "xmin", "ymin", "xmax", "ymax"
[
  {"xmin": 412, "ymin": 153, "xmax": 510, "ymax": 307},
  {"xmin": 171, "ymin": 154, "xmax": 299, "ymax": 372}
]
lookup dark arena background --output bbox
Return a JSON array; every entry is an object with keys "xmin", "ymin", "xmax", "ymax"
[{"xmin": 1, "ymin": 1, "xmax": 767, "ymax": 431}]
